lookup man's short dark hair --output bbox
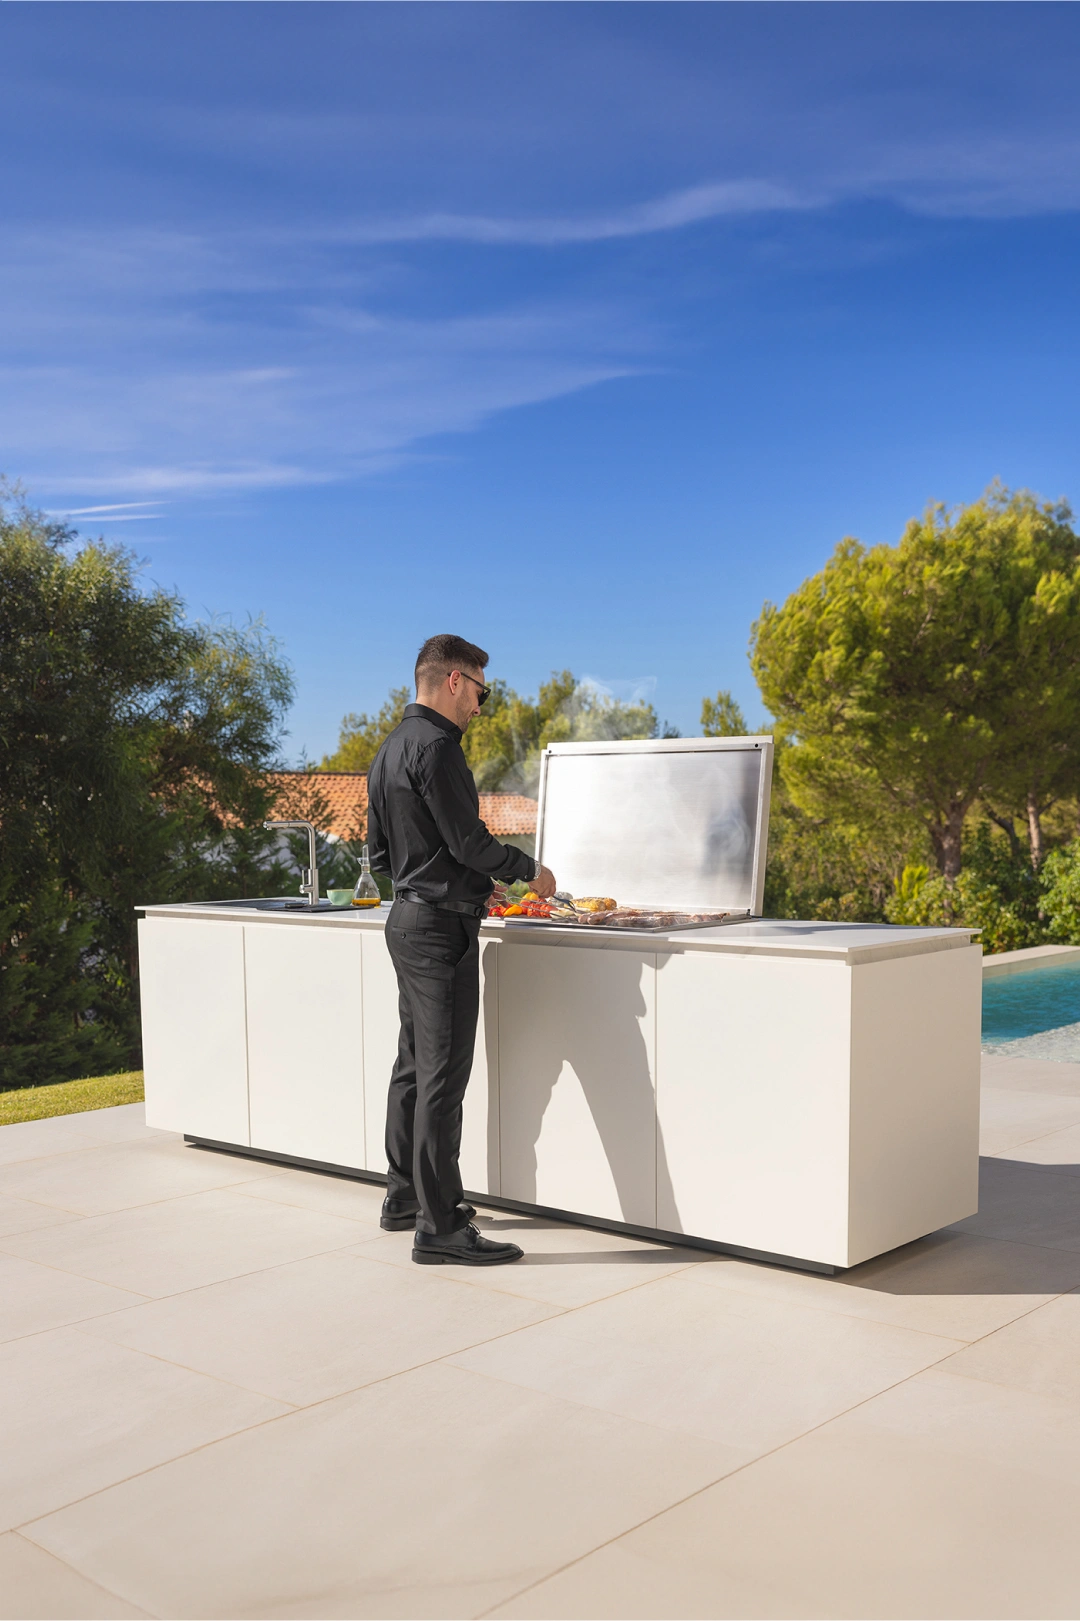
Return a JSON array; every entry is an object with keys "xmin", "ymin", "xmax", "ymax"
[{"xmin": 415, "ymin": 634, "xmax": 489, "ymax": 690}]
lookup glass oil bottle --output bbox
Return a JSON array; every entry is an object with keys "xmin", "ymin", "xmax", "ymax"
[{"xmin": 352, "ymin": 844, "xmax": 381, "ymax": 908}]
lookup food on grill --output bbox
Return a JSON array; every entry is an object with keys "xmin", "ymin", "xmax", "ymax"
[
  {"xmin": 489, "ymin": 892, "xmax": 743, "ymax": 930},
  {"xmin": 488, "ymin": 891, "xmax": 555, "ymax": 919},
  {"xmin": 611, "ymin": 910, "xmax": 677, "ymax": 928}
]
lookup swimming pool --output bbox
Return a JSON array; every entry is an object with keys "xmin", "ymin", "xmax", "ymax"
[{"xmin": 982, "ymin": 957, "xmax": 1080, "ymax": 1061}]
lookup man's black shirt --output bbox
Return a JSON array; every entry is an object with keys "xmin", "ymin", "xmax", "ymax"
[{"xmin": 367, "ymin": 703, "xmax": 536, "ymax": 908}]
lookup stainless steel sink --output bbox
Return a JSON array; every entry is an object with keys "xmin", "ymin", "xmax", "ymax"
[{"xmin": 186, "ymin": 897, "xmax": 356, "ymax": 912}]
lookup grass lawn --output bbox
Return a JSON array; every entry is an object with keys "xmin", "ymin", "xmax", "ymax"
[{"xmin": 0, "ymin": 1071, "xmax": 145, "ymax": 1125}]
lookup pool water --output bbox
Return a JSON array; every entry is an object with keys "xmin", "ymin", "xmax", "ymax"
[{"xmin": 982, "ymin": 958, "xmax": 1080, "ymax": 1061}]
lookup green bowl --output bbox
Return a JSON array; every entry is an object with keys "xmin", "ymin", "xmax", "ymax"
[{"xmin": 327, "ymin": 889, "xmax": 354, "ymax": 906}]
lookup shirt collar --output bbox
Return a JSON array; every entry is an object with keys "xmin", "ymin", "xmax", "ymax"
[{"xmin": 405, "ymin": 702, "xmax": 462, "ymax": 742}]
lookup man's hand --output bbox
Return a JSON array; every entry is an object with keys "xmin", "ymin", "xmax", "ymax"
[{"xmin": 530, "ymin": 864, "xmax": 557, "ymax": 899}]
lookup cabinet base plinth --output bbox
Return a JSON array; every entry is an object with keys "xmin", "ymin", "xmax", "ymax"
[{"xmin": 183, "ymin": 1135, "xmax": 844, "ymax": 1276}]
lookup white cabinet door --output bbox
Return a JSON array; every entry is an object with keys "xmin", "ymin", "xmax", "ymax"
[
  {"xmin": 245, "ymin": 924, "xmax": 365, "ymax": 1168},
  {"xmin": 847, "ymin": 944, "xmax": 981, "ymax": 1265},
  {"xmin": 498, "ymin": 943, "xmax": 657, "ymax": 1226},
  {"xmin": 138, "ymin": 917, "xmax": 249, "ymax": 1143},
  {"xmin": 654, "ymin": 950, "xmax": 851, "ymax": 1264},
  {"xmin": 360, "ymin": 927, "xmax": 501, "ymax": 1195}
]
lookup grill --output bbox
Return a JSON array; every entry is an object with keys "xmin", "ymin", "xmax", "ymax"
[{"xmin": 493, "ymin": 735, "xmax": 773, "ymax": 937}]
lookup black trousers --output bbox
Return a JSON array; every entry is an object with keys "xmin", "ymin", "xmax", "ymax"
[{"xmin": 384, "ymin": 899, "xmax": 481, "ymax": 1235}]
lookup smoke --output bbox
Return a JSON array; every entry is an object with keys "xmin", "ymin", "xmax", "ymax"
[
  {"xmin": 579, "ymin": 674, "xmax": 657, "ymax": 707},
  {"xmin": 484, "ymin": 675, "xmax": 665, "ymax": 800},
  {"xmin": 545, "ymin": 676, "xmax": 660, "ymax": 749}
]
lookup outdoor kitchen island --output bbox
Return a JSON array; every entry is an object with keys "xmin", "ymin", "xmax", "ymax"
[{"xmin": 138, "ymin": 738, "xmax": 981, "ymax": 1273}]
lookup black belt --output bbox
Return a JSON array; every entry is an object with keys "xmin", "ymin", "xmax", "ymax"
[{"xmin": 393, "ymin": 891, "xmax": 486, "ymax": 919}]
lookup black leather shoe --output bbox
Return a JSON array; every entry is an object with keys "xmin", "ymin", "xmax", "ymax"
[
  {"xmin": 380, "ymin": 1196, "xmax": 476, "ymax": 1232},
  {"xmin": 412, "ymin": 1223, "xmax": 524, "ymax": 1266}
]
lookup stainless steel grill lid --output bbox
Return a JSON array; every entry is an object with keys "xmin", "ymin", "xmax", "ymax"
[{"xmin": 535, "ymin": 737, "xmax": 773, "ymax": 915}]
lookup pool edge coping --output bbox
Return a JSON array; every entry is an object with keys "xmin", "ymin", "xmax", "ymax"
[{"xmin": 982, "ymin": 943, "xmax": 1080, "ymax": 979}]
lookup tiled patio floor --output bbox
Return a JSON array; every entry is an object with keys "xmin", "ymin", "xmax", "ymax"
[{"xmin": 2, "ymin": 1055, "xmax": 1080, "ymax": 1619}]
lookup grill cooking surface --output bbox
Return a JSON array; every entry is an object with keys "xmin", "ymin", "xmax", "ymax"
[{"xmin": 500, "ymin": 908, "xmax": 750, "ymax": 934}]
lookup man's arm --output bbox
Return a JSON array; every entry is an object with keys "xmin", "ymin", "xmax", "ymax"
[
  {"xmin": 419, "ymin": 739, "xmax": 537, "ymax": 884},
  {"xmin": 365, "ymin": 775, "xmax": 391, "ymax": 875}
]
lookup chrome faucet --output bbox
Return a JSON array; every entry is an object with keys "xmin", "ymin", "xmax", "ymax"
[{"xmin": 263, "ymin": 819, "xmax": 320, "ymax": 907}]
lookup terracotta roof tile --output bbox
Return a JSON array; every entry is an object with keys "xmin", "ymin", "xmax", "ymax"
[
  {"xmin": 268, "ymin": 772, "xmax": 369, "ymax": 841},
  {"xmin": 477, "ymin": 792, "xmax": 539, "ymax": 837},
  {"xmin": 267, "ymin": 772, "xmax": 537, "ymax": 842}
]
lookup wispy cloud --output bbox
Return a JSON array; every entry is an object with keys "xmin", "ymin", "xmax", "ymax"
[
  {"xmin": 0, "ymin": 176, "xmax": 813, "ymax": 506},
  {"xmin": 847, "ymin": 136, "xmax": 1080, "ymax": 220},
  {"xmin": 45, "ymin": 502, "xmax": 165, "ymax": 521},
  {"xmin": 0, "ymin": 218, "xmax": 649, "ymax": 499},
  {"xmin": 43, "ymin": 464, "xmax": 320, "ymax": 498},
  {"xmin": 45, "ymin": 502, "xmax": 164, "ymax": 516},
  {"xmin": 7, "ymin": 121, "xmax": 1076, "ymax": 509},
  {"xmin": 338, "ymin": 180, "xmax": 812, "ymax": 245},
  {"xmin": 20, "ymin": 335, "xmax": 634, "ymax": 498}
]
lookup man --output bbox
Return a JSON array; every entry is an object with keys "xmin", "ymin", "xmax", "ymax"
[{"xmin": 367, "ymin": 634, "xmax": 557, "ymax": 1265}]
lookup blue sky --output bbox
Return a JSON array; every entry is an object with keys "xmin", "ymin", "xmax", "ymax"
[{"xmin": 4, "ymin": 2, "xmax": 1080, "ymax": 756}]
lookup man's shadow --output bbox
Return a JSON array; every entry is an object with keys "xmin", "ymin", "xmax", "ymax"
[{"xmin": 491, "ymin": 949, "xmax": 678, "ymax": 1229}]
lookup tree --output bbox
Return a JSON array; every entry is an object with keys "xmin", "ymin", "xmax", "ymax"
[
  {"xmin": 0, "ymin": 480, "xmax": 295, "ymax": 1083},
  {"xmin": 320, "ymin": 688, "xmax": 409, "ymax": 771},
  {"xmin": 461, "ymin": 673, "xmax": 576, "ymax": 793},
  {"xmin": 538, "ymin": 678, "xmax": 660, "ymax": 747},
  {"xmin": 885, "ymin": 822, "xmax": 1043, "ymax": 954},
  {"xmin": 1039, "ymin": 841, "xmax": 1080, "ymax": 942},
  {"xmin": 701, "ymin": 690, "xmax": 747, "ymax": 737},
  {"xmin": 982, "ymin": 551, "xmax": 1080, "ymax": 870},
  {"xmin": 0, "ymin": 879, "xmax": 129, "ymax": 1087},
  {"xmin": 327, "ymin": 671, "xmax": 663, "ymax": 797},
  {"xmin": 757, "ymin": 723, "xmax": 924, "ymax": 921},
  {"xmin": 463, "ymin": 672, "xmax": 661, "ymax": 794},
  {"xmin": 1, "ymin": 483, "xmax": 189, "ymax": 902},
  {"xmin": 751, "ymin": 486, "xmax": 1080, "ymax": 880}
]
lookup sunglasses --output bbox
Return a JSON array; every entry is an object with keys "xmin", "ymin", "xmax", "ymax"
[{"xmin": 458, "ymin": 671, "xmax": 492, "ymax": 706}]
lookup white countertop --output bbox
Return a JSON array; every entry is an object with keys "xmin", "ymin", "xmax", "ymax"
[{"xmin": 139, "ymin": 900, "xmax": 976, "ymax": 966}]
